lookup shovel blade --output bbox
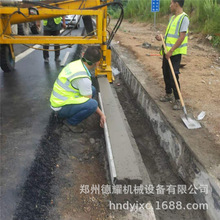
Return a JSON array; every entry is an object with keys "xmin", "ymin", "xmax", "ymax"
[{"xmin": 181, "ymin": 113, "xmax": 201, "ymax": 129}]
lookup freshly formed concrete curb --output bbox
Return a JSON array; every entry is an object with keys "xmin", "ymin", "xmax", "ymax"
[
  {"xmin": 98, "ymin": 77, "xmax": 142, "ymax": 185},
  {"xmin": 111, "ymin": 88, "xmax": 152, "ymax": 186},
  {"xmin": 112, "ymin": 45, "xmax": 220, "ymax": 220}
]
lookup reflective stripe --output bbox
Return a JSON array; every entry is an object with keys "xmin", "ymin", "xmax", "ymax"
[
  {"xmin": 166, "ymin": 43, "xmax": 188, "ymax": 48},
  {"xmin": 43, "ymin": 20, "xmax": 47, "ymax": 26},
  {"xmin": 56, "ymin": 79, "xmax": 77, "ymax": 93},
  {"xmin": 50, "ymin": 60, "xmax": 91, "ymax": 107},
  {"xmin": 43, "ymin": 17, "xmax": 61, "ymax": 26},
  {"xmin": 67, "ymin": 71, "xmax": 88, "ymax": 80},
  {"xmin": 54, "ymin": 17, "xmax": 62, "ymax": 24},
  {"xmin": 162, "ymin": 12, "xmax": 188, "ymax": 56},
  {"xmin": 174, "ymin": 14, "xmax": 185, "ymax": 35},
  {"xmin": 166, "ymin": 13, "xmax": 187, "ymax": 38},
  {"xmin": 167, "ymin": 33, "xmax": 188, "ymax": 38},
  {"xmin": 50, "ymin": 105, "xmax": 62, "ymax": 111},
  {"xmin": 52, "ymin": 91, "xmax": 68, "ymax": 101}
]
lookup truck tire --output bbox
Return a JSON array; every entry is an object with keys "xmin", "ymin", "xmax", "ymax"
[
  {"xmin": 0, "ymin": 44, "xmax": 15, "ymax": 72},
  {"xmin": 11, "ymin": 24, "xmax": 18, "ymax": 35},
  {"xmin": 75, "ymin": 23, "xmax": 80, "ymax": 29},
  {"xmin": 18, "ymin": 23, "xmax": 24, "ymax": 35},
  {"xmin": 18, "ymin": 23, "xmax": 30, "ymax": 35},
  {"xmin": 82, "ymin": 16, "xmax": 94, "ymax": 36}
]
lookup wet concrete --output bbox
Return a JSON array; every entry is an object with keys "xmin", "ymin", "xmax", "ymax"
[{"xmin": 98, "ymin": 77, "xmax": 142, "ymax": 184}]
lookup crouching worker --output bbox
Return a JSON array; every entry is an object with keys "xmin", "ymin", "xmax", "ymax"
[{"xmin": 50, "ymin": 46, "xmax": 106, "ymax": 133}]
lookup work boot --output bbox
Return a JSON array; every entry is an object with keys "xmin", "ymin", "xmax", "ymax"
[
  {"xmin": 173, "ymin": 100, "xmax": 182, "ymax": 110},
  {"xmin": 160, "ymin": 93, "xmax": 173, "ymax": 102},
  {"xmin": 44, "ymin": 58, "xmax": 49, "ymax": 63},
  {"xmin": 55, "ymin": 57, "xmax": 61, "ymax": 62},
  {"xmin": 63, "ymin": 120, "xmax": 84, "ymax": 133}
]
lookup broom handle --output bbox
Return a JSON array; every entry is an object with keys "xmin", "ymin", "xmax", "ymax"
[{"xmin": 161, "ymin": 34, "xmax": 185, "ymax": 108}]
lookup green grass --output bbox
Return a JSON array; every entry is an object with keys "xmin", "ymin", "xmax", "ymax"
[{"xmin": 108, "ymin": 0, "xmax": 220, "ymax": 48}]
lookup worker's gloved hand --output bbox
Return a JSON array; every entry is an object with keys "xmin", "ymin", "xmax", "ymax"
[{"xmin": 100, "ymin": 114, "xmax": 106, "ymax": 128}]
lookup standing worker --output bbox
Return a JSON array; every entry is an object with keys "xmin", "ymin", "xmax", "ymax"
[
  {"xmin": 50, "ymin": 46, "xmax": 106, "ymax": 133},
  {"xmin": 155, "ymin": 0, "xmax": 189, "ymax": 110},
  {"xmin": 43, "ymin": 16, "xmax": 66, "ymax": 63}
]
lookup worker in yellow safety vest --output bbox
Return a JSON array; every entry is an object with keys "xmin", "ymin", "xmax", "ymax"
[
  {"xmin": 43, "ymin": 16, "xmax": 66, "ymax": 63},
  {"xmin": 155, "ymin": 0, "xmax": 189, "ymax": 110},
  {"xmin": 50, "ymin": 46, "xmax": 106, "ymax": 133}
]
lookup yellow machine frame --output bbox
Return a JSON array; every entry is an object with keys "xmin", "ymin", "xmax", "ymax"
[{"xmin": 0, "ymin": 0, "xmax": 115, "ymax": 82}]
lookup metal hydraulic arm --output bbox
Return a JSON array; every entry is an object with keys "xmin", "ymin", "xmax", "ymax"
[{"xmin": 0, "ymin": 0, "xmax": 123, "ymax": 82}]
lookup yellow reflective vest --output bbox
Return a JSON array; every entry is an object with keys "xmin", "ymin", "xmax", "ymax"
[
  {"xmin": 50, "ymin": 60, "xmax": 91, "ymax": 108},
  {"xmin": 43, "ymin": 17, "xmax": 62, "ymax": 26},
  {"xmin": 161, "ymin": 12, "xmax": 188, "ymax": 56}
]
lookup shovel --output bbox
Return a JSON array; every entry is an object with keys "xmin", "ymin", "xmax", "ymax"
[{"xmin": 161, "ymin": 35, "xmax": 201, "ymax": 129}]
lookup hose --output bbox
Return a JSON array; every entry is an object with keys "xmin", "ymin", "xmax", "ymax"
[
  {"xmin": 83, "ymin": 2, "xmax": 124, "ymax": 48},
  {"xmin": 1, "ymin": 1, "xmax": 124, "ymax": 51}
]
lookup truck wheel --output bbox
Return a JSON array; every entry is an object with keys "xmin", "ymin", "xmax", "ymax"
[
  {"xmin": 82, "ymin": 16, "xmax": 94, "ymax": 36},
  {"xmin": 18, "ymin": 23, "xmax": 24, "ymax": 35},
  {"xmin": 18, "ymin": 23, "xmax": 30, "ymax": 35},
  {"xmin": 0, "ymin": 44, "xmax": 15, "ymax": 72},
  {"xmin": 75, "ymin": 23, "xmax": 80, "ymax": 29}
]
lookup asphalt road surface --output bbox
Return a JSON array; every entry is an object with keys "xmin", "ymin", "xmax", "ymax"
[{"xmin": 0, "ymin": 27, "xmax": 83, "ymax": 220}]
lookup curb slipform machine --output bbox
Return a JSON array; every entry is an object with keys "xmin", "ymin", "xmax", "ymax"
[{"xmin": 0, "ymin": 0, "xmax": 123, "ymax": 83}]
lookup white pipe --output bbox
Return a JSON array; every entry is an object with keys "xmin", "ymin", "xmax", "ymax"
[{"xmin": 98, "ymin": 92, "xmax": 117, "ymax": 184}]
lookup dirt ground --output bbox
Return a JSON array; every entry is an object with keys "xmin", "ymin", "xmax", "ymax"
[
  {"xmin": 111, "ymin": 19, "xmax": 220, "ymax": 146},
  {"xmin": 46, "ymin": 91, "xmax": 206, "ymax": 220},
  {"xmin": 47, "ymin": 114, "xmax": 112, "ymax": 220}
]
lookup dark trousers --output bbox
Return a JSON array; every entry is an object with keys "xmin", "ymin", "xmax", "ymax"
[
  {"xmin": 43, "ymin": 30, "xmax": 60, "ymax": 59},
  {"xmin": 162, "ymin": 54, "xmax": 182, "ymax": 100}
]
